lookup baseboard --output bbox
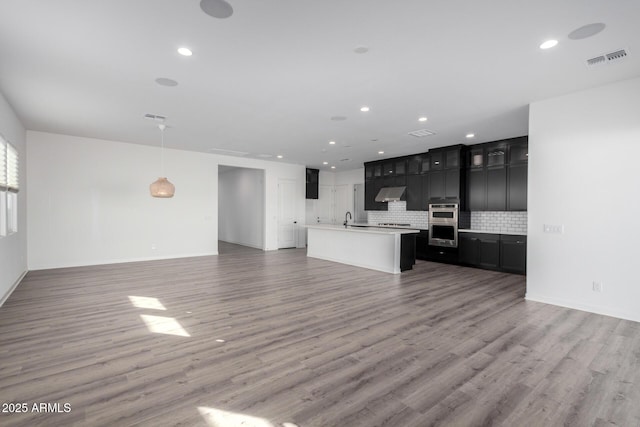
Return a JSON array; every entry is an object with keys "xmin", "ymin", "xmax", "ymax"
[
  {"xmin": 29, "ymin": 252, "xmax": 219, "ymax": 271},
  {"xmin": 525, "ymin": 293, "xmax": 640, "ymax": 323},
  {"xmin": 219, "ymin": 239, "xmax": 264, "ymax": 250},
  {"xmin": 0, "ymin": 270, "xmax": 27, "ymax": 307}
]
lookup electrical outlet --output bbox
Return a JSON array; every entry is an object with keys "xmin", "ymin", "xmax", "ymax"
[
  {"xmin": 592, "ymin": 281, "xmax": 603, "ymax": 292},
  {"xmin": 543, "ymin": 224, "xmax": 564, "ymax": 234}
]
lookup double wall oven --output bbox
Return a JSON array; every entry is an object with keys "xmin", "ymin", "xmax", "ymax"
[{"xmin": 428, "ymin": 201, "xmax": 459, "ymax": 248}]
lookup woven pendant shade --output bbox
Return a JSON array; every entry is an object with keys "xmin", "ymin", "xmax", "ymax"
[
  {"xmin": 150, "ymin": 177, "xmax": 175, "ymax": 198},
  {"xmin": 150, "ymin": 123, "xmax": 175, "ymax": 198}
]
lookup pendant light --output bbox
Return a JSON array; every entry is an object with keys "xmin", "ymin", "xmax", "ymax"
[{"xmin": 150, "ymin": 124, "xmax": 175, "ymax": 198}]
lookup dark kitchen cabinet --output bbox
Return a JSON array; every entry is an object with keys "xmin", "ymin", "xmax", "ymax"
[
  {"xmin": 430, "ymin": 151, "xmax": 444, "ymax": 170},
  {"xmin": 507, "ymin": 163, "xmax": 527, "ymax": 211},
  {"xmin": 364, "ymin": 178, "xmax": 388, "ymax": 211},
  {"xmin": 415, "ymin": 230, "xmax": 429, "ymax": 260},
  {"xmin": 445, "ymin": 169, "xmax": 460, "ymax": 199},
  {"xmin": 305, "ymin": 168, "xmax": 319, "ymax": 199},
  {"xmin": 467, "ymin": 168, "xmax": 486, "ymax": 211},
  {"xmin": 430, "ymin": 167, "xmax": 463, "ymax": 201},
  {"xmin": 429, "ymin": 145, "xmax": 465, "ymax": 204},
  {"xmin": 458, "ymin": 232, "xmax": 499, "ymax": 270},
  {"xmin": 407, "ymin": 155, "xmax": 423, "ymax": 175},
  {"xmin": 458, "ymin": 233, "xmax": 478, "ymax": 265},
  {"xmin": 478, "ymin": 235, "xmax": 500, "ymax": 269},
  {"xmin": 459, "ymin": 232, "xmax": 526, "ymax": 274},
  {"xmin": 486, "ymin": 166, "xmax": 507, "ymax": 211},
  {"xmin": 364, "ymin": 160, "xmax": 391, "ymax": 211},
  {"xmin": 500, "ymin": 235, "xmax": 527, "ymax": 274},
  {"xmin": 509, "ymin": 138, "xmax": 528, "ymax": 164},
  {"xmin": 405, "ymin": 174, "xmax": 423, "ymax": 211},
  {"xmin": 465, "ymin": 137, "xmax": 527, "ymax": 211},
  {"xmin": 429, "ymin": 170, "xmax": 446, "ymax": 199}
]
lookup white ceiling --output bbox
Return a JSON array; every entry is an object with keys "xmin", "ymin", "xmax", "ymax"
[{"xmin": 1, "ymin": 0, "xmax": 639, "ymax": 171}]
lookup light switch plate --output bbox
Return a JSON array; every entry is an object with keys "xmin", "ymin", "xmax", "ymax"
[{"xmin": 543, "ymin": 224, "xmax": 564, "ymax": 234}]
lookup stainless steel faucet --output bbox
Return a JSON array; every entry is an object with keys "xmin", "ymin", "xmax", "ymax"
[{"xmin": 344, "ymin": 211, "xmax": 352, "ymax": 227}]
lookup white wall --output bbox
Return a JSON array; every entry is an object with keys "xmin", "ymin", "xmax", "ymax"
[
  {"xmin": 27, "ymin": 131, "xmax": 306, "ymax": 269},
  {"xmin": 0, "ymin": 92, "xmax": 27, "ymax": 304},
  {"xmin": 527, "ymin": 76, "xmax": 640, "ymax": 322},
  {"xmin": 218, "ymin": 166, "xmax": 264, "ymax": 249}
]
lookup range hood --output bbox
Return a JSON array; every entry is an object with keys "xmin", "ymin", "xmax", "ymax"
[{"xmin": 375, "ymin": 186, "xmax": 406, "ymax": 202}]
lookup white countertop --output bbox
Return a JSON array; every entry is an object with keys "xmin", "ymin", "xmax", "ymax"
[
  {"xmin": 306, "ymin": 224, "xmax": 420, "ymax": 235},
  {"xmin": 459, "ymin": 229, "xmax": 527, "ymax": 236}
]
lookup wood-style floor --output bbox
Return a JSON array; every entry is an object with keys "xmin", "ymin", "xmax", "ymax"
[{"xmin": 0, "ymin": 243, "xmax": 639, "ymax": 427}]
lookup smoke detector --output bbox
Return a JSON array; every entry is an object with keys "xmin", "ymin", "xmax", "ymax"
[{"xmin": 586, "ymin": 48, "xmax": 628, "ymax": 68}]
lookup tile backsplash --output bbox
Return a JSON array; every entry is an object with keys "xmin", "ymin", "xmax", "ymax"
[
  {"xmin": 470, "ymin": 211, "xmax": 527, "ymax": 234},
  {"xmin": 367, "ymin": 202, "xmax": 429, "ymax": 229},
  {"xmin": 367, "ymin": 202, "xmax": 527, "ymax": 234}
]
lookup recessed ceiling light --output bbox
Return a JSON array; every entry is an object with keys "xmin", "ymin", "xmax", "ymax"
[
  {"xmin": 360, "ymin": 106, "xmax": 370, "ymax": 112},
  {"xmin": 277, "ymin": 155, "xmax": 283, "ymax": 159},
  {"xmin": 323, "ymin": 161, "xmax": 328, "ymax": 165},
  {"xmin": 329, "ymin": 141, "xmax": 336, "ymax": 145},
  {"xmin": 540, "ymin": 39, "xmax": 558, "ymax": 50},
  {"xmin": 378, "ymin": 151, "xmax": 384, "ymax": 154},
  {"xmin": 466, "ymin": 133, "xmax": 475, "ymax": 138},
  {"xmin": 331, "ymin": 166, "xmax": 336, "ymax": 169},
  {"xmin": 177, "ymin": 47, "xmax": 193, "ymax": 56},
  {"xmin": 418, "ymin": 117, "xmax": 428, "ymax": 122}
]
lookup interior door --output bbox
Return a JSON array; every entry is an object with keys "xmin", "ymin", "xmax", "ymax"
[
  {"xmin": 277, "ymin": 178, "xmax": 297, "ymax": 248},
  {"xmin": 317, "ymin": 185, "xmax": 334, "ymax": 224},
  {"xmin": 334, "ymin": 184, "xmax": 350, "ymax": 224}
]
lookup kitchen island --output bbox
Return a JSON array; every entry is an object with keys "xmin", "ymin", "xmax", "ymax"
[{"xmin": 306, "ymin": 224, "xmax": 420, "ymax": 274}]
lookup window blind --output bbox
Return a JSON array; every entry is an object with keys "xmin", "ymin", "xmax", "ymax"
[
  {"xmin": 0, "ymin": 135, "xmax": 19, "ymax": 192},
  {"xmin": 0, "ymin": 137, "xmax": 6, "ymax": 190},
  {"xmin": 7, "ymin": 143, "xmax": 18, "ymax": 192}
]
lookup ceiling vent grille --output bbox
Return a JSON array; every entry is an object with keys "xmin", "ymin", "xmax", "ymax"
[
  {"xmin": 207, "ymin": 148, "xmax": 249, "ymax": 156},
  {"xmin": 408, "ymin": 129, "xmax": 437, "ymax": 137},
  {"xmin": 586, "ymin": 48, "xmax": 628, "ymax": 68},
  {"xmin": 144, "ymin": 113, "xmax": 166, "ymax": 122}
]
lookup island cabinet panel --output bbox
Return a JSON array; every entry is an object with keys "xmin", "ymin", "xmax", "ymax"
[{"xmin": 306, "ymin": 225, "xmax": 419, "ymax": 274}]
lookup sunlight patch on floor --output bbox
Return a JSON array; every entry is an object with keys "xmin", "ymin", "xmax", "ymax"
[
  {"xmin": 140, "ymin": 314, "xmax": 190, "ymax": 337},
  {"xmin": 197, "ymin": 407, "xmax": 299, "ymax": 427},
  {"xmin": 128, "ymin": 295, "xmax": 166, "ymax": 310}
]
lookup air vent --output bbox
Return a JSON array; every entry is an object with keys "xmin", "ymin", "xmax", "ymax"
[
  {"xmin": 340, "ymin": 158, "xmax": 351, "ymax": 162},
  {"xmin": 408, "ymin": 129, "xmax": 437, "ymax": 137},
  {"xmin": 144, "ymin": 113, "xmax": 166, "ymax": 122},
  {"xmin": 207, "ymin": 148, "xmax": 249, "ymax": 156},
  {"xmin": 586, "ymin": 48, "xmax": 628, "ymax": 68}
]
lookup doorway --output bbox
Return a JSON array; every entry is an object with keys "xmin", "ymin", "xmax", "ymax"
[{"xmin": 218, "ymin": 165, "xmax": 265, "ymax": 253}]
